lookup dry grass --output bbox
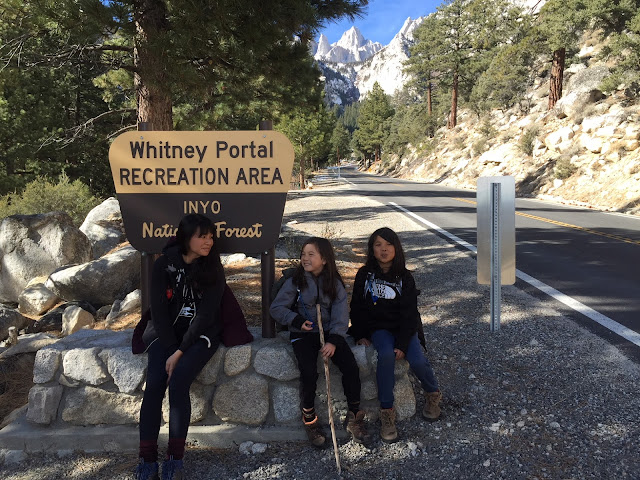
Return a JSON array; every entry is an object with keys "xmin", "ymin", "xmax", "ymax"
[{"xmin": 0, "ymin": 354, "xmax": 35, "ymax": 424}]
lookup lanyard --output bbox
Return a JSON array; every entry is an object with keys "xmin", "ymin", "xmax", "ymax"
[{"xmin": 366, "ymin": 273, "xmax": 378, "ymax": 305}]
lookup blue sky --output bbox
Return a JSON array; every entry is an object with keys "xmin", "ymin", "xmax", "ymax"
[{"xmin": 319, "ymin": 0, "xmax": 442, "ymax": 45}]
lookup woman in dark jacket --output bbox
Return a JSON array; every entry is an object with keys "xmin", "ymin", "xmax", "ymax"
[
  {"xmin": 349, "ymin": 227, "xmax": 441, "ymax": 443},
  {"xmin": 136, "ymin": 214, "xmax": 225, "ymax": 480}
]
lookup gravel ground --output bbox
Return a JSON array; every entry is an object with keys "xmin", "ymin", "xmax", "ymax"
[{"xmin": 1, "ymin": 184, "xmax": 639, "ymax": 479}]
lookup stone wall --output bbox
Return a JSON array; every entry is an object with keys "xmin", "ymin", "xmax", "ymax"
[{"xmin": 26, "ymin": 328, "xmax": 417, "ymax": 429}]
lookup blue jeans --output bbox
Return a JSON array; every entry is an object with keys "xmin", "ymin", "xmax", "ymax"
[{"xmin": 371, "ymin": 329, "xmax": 439, "ymax": 409}]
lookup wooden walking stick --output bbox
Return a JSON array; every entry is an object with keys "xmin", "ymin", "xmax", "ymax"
[{"xmin": 317, "ymin": 303, "xmax": 342, "ymax": 474}]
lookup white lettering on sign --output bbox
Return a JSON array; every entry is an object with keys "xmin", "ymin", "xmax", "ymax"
[{"xmin": 184, "ymin": 200, "xmax": 222, "ymax": 214}]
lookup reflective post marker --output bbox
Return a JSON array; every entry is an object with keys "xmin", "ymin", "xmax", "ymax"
[
  {"xmin": 477, "ymin": 176, "xmax": 515, "ymax": 332},
  {"xmin": 490, "ymin": 182, "xmax": 501, "ymax": 332}
]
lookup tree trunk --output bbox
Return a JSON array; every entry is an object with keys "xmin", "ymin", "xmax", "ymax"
[
  {"xmin": 375, "ymin": 146, "xmax": 381, "ymax": 163},
  {"xmin": 427, "ymin": 82, "xmax": 432, "ymax": 116},
  {"xmin": 299, "ymin": 157, "xmax": 306, "ymax": 188},
  {"xmin": 449, "ymin": 71, "xmax": 458, "ymax": 128},
  {"xmin": 134, "ymin": 0, "xmax": 173, "ymax": 130},
  {"xmin": 548, "ymin": 47, "xmax": 565, "ymax": 110}
]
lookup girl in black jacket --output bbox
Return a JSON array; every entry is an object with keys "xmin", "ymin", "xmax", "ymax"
[
  {"xmin": 136, "ymin": 214, "xmax": 225, "ymax": 480},
  {"xmin": 349, "ymin": 227, "xmax": 441, "ymax": 443}
]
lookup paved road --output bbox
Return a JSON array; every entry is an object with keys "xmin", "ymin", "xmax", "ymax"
[{"xmin": 337, "ymin": 168, "xmax": 640, "ymax": 357}]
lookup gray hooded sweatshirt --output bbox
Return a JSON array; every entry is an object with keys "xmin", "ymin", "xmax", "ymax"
[{"xmin": 269, "ymin": 271, "xmax": 349, "ymax": 338}]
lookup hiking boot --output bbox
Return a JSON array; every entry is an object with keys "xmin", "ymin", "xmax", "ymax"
[
  {"xmin": 135, "ymin": 459, "xmax": 159, "ymax": 480},
  {"xmin": 303, "ymin": 416, "xmax": 326, "ymax": 448},
  {"xmin": 345, "ymin": 410, "xmax": 371, "ymax": 445},
  {"xmin": 422, "ymin": 390, "xmax": 442, "ymax": 421},
  {"xmin": 379, "ymin": 407, "xmax": 398, "ymax": 443},
  {"xmin": 161, "ymin": 456, "xmax": 184, "ymax": 480}
]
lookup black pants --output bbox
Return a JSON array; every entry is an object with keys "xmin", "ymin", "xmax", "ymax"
[
  {"xmin": 139, "ymin": 338, "xmax": 217, "ymax": 442},
  {"xmin": 290, "ymin": 332, "xmax": 361, "ymax": 410}
]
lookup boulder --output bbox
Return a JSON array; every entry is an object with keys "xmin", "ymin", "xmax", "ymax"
[
  {"xmin": 565, "ymin": 65, "xmax": 610, "ymax": 94},
  {"xmin": 545, "ymin": 127, "xmax": 575, "ymax": 150},
  {"xmin": 0, "ymin": 306, "xmax": 30, "ymax": 341},
  {"xmin": 478, "ymin": 143, "xmax": 522, "ymax": 165},
  {"xmin": 46, "ymin": 245, "xmax": 141, "ymax": 307},
  {"xmin": 0, "ymin": 333, "xmax": 57, "ymax": 360},
  {"xmin": 0, "ymin": 212, "xmax": 92, "ymax": 303},
  {"xmin": 32, "ymin": 347, "xmax": 62, "ymax": 384},
  {"xmin": 61, "ymin": 306, "xmax": 95, "ymax": 336},
  {"xmin": 27, "ymin": 301, "xmax": 95, "ymax": 334},
  {"xmin": 119, "ymin": 290, "xmax": 141, "ymax": 315},
  {"xmin": 62, "ymin": 348, "xmax": 109, "ymax": 386},
  {"xmin": 26, "ymin": 385, "xmax": 64, "ymax": 425},
  {"xmin": 60, "ymin": 386, "xmax": 140, "ymax": 425},
  {"xmin": 271, "ymin": 383, "xmax": 300, "ymax": 423},
  {"xmin": 18, "ymin": 277, "xmax": 60, "ymax": 316},
  {"xmin": 212, "ymin": 374, "xmax": 269, "ymax": 425},
  {"xmin": 99, "ymin": 347, "xmax": 147, "ymax": 394},
  {"xmin": 555, "ymin": 65, "xmax": 610, "ymax": 120},
  {"xmin": 253, "ymin": 346, "xmax": 299, "ymax": 381},
  {"xmin": 79, "ymin": 198, "xmax": 126, "ymax": 259},
  {"xmin": 224, "ymin": 344, "xmax": 252, "ymax": 376}
]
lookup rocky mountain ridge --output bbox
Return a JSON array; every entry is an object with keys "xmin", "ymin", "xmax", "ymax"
[{"xmin": 313, "ymin": 18, "xmax": 424, "ymax": 104}]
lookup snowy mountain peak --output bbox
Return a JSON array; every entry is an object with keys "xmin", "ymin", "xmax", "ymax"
[
  {"xmin": 336, "ymin": 26, "xmax": 366, "ymax": 50},
  {"xmin": 314, "ymin": 26, "xmax": 382, "ymax": 63},
  {"xmin": 316, "ymin": 34, "xmax": 332, "ymax": 57}
]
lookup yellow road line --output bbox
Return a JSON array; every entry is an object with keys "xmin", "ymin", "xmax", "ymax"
[{"xmin": 453, "ymin": 197, "xmax": 640, "ymax": 246}]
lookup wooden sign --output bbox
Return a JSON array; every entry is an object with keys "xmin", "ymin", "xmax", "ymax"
[{"xmin": 109, "ymin": 131, "xmax": 295, "ymax": 253}]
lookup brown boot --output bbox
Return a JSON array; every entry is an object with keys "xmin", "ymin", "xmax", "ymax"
[
  {"xmin": 303, "ymin": 416, "xmax": 326, "ymax": 448},
  {"xmin": 379, "ymin": 407, "xmax": 397, "ymax": 443},
  {"xmin": 422, "ymin": 391, "xmax": 442, "ymax": 421},
  {"xmin": 345, "ymin": 410, "xmax": 371, "ymax": 445}
]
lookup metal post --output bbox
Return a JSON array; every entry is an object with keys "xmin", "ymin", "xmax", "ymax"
[
  {"xmin": 259, "ymin": 120, "xmax": 276, "ymax": 338},
  {"xmin": 490, "ymin": 182, "xmax": 501, "ymax": 332},
  {"xmin": 138, "ymin": 122, "xmax": 154, "ymax": 317},
  {"xmin": 261, "ymin": 247, "xmax": 276, "ymax": 338}
]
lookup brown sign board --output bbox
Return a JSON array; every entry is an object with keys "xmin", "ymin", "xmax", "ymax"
[{"xmin": 109, "ymin": 131, "xmax": 295, "ymax": 254}]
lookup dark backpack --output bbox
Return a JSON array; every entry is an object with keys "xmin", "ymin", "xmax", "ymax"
[{"xmin": 270, "ymin": 267, "xmax": 299, "ymax": 332}]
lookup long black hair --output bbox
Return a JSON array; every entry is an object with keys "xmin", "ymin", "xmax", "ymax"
[
  {"xmin": 293, "ymin": 237, "xmax": 344, "ymax": 301},
  {"xmin": 366, "ymin": 227, "xmax": 407, "ymax": 277},
  {"xmin": 175, "ymin": 214, "xmax": 221, "ymax": 288}
]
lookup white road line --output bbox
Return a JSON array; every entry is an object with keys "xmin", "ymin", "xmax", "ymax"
[{"xmin": 388, "ymin": 201, "xmax": 640, "ymax": 348}]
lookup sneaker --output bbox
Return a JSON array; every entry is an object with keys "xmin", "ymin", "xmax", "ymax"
[
  {"xmin": 379, "ymin": 407, "xmax": 398, "ymax": 443},
  {"xmin": 422, "ymin": 391, "xmax": 442, "ymax": 421},
  {"xmin": 303, "ymin": 415, "xmax": 326, "ymax": 448},
  {"xmin": 135, "ymin": 459, "xmax": 159, "ymax": 480},
  {"xmin": 161, "ymin": 456, "xmax": 184, "ymax": 480},
  {"xmin": 345, "ymin": 410, "xmax": 371, "ymax": 445}
]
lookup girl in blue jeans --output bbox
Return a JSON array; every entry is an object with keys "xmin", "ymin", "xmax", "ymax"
[{"xmin": 349, "ymin": 227, "xmax": 441, "ymax": 442}]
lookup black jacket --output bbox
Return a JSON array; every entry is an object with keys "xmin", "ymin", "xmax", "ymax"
[
  {"xmin": 142, "ymin": 245, "xmax": 225, "ymax": 352},
  {"xmin": 349, "ymin": 265, "xmax": 422, "ymax": 354}
]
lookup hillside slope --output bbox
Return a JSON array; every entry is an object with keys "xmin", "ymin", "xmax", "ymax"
[{"xmin": 371, "ymin": 60, "xmax": 640, "ymax": 215}]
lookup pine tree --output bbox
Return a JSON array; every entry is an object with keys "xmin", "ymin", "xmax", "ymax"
[
  {"xmin": 276, "ymin": 106, "xmax": 335, "ymax": 187},
  {"xmin": 408, "ymin": 0, "xmax": 522, "ymax": 128},
  {"xmin": 353, "ymin": 82, "xmax": 394, "ymax": 163},
  {"xmin": 0, "ymin": 0, "xmax": 368, "ymax": 191},
  {"xmin": 535, "ymin": 0, "xmax": 590, "ymax": 109},
  {"xmin": 330, "ymin": 123, "xmax": 351, "ymax": 164}
]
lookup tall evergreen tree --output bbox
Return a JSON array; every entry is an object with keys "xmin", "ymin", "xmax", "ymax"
[
  {"xmin": 353, "ymin": 82, "xmax": 394, "ymax": 163},
  {"xmin": 535, "ymin": 0, "xmax": 589, "ymax": 109},
  {"xmin": 330, "ymin": 122, "xmax": 351, "ymax": 164},
  {"xmin": 276, "ymin": 105, "xmax": 335, "ymax": 187},
  {"xmin": 409, "ymin": 0, "xmax": 522, "ymax": 128},
  {"xmin": 0, "ymin": 0, "xmax": 368, "ymax": 191}
]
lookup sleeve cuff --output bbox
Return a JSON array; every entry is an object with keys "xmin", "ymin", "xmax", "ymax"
[{"xmin": 291, "ymin": 315, "xmax": 305, "ymax": 329}]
